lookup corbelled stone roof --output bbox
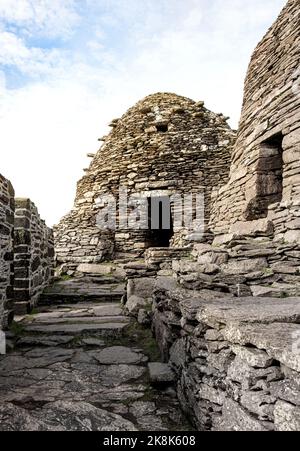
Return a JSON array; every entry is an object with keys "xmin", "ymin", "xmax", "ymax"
[{"xmin": 55, "ymin": 92, "xmax": 236, "ymax": 262}]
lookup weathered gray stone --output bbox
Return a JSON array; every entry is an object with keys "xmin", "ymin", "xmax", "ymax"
[
  {"xmin": 137, "ymin": 309, "xmax": 151, "ymax": 326},
  {"xmin": 148, "ymin": 363, "xmax": 175, "ymax": 384},
  {"xmin": 126, "ymin": 295, "xmax": 149, "ymax": 315},
  {"xmin": 240, "ymin": 392, "xmax": 276, "ymax": 420},
  {"xmin": 17, "ymin": 335, "xmax": 74, "ymax": 347},
  {"xmin": 229, "ymin": 219, "xmax": 274, "ymax": 237},
  {"xmin": 274, "ymin": 401, "xmax": 300, "ymax": 432},
  {"xmin": 197, "ymin": 297, "xmax": 300, "ymax": 329},
  {"xmin": 94, "ymin": 346, "xmax": 147, "ymax": 365},
  {"xmin": 221, "ymin": 258, "xmax": 268, "ymax": 275},
  {"xmin": 93, "ymin": 304, "xmax": 123, "ymax": 317},
  {"xmin": 0, "ymin": 401, "xmax": 137, "ymax": 431},
  {"xmin": 214, "ymin": 398, "xmax": 271, "ymax": 431},
  {"xmin": 99, "ymin": 365, "xmax": 146, "ymax": 385},
  {"xmin": 223, "ymin": 322, "xmax": 300, "ymax": 373},
  {"xmin": 25, "ymin": 322, "xmax": 129, "ymax": 336},
  {"xmin": 270, "ymin": 380, "xmax": 300, "ymax": 406},
  {"xmin": 231, "ymin": 345, "xmax": 274, "ymax": 368},
  {"xmin": 77, "ymin": 264, "xmax": 114, "ymax": 275},
  {"xmin": 14, "ymin": 198, "xmax": 54, "ymax": 312},
  {"xmin": 81, "ymin": 338, "xmax": 105, "ymax": 347},
  {"xmin": 169, "ymin": 339, "xmax": 187, "ymax": 370},
  {"xmin": 198, "ymin": 384, "xmax": 225, "ymax": 406}
]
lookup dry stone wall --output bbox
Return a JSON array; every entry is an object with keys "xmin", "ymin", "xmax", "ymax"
[
  {"xmin": 120, "ymin": 1, "xmax": 300, "ymax": 432},
  {"xmin": 55, "ymin": 93, "xmax": 235, "ymax": 267},
  {"xmin": 0, "ymin": 174, "xmax": 14, "ymax": 329},
  {"xmin": 124, "ymin": 237, "xmax": 300, "ymax": 431},
  {"xmin": 177, "ymin": 238, "xmax": 300, "ymax": 298},
  {"xmin": 151, "ymin": 288, "xmax": 300, "ymax": 431},
  {"xmin": 210, "ymin": 0, "xmax": 300, "ymax": 242},
  {"xmin": 14, "ymin": 199, "xmax": 54, "ymax": 313}
]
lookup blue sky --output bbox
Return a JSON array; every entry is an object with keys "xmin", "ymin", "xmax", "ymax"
[{"xmin": 0, "ymin": 0, "xmax": 287, "ymax": 225}]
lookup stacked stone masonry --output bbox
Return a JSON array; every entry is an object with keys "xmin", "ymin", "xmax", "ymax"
[
  {"xmin": 14, "ymin": 199, "xmax": 55, "ymax": 313},
  {"xmin": 210, "ymin": 0, "xmax": 300, "ymax": 243},
  {"xmin": 55, "ymin": 93, "xmax": 236, "ymax": 268},
  {"xmin": 0, "ymin": 174, "xmax": 14, "ymax": 330},
  {"xmin": 123, "ymin": 243, "xmax": 300, "ymax": 431},
  {"xmin": 0, "ymin": 0, "xmax": 295, "ymax": 432},
  {"xmin": 151, "ymin": 288, "xmax": 300, "ymax": 431}
]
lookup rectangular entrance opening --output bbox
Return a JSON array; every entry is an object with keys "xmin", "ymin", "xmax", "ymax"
[
  {"xmin": 146, "ymin": 197, "xmax": 173, "ymax": 247},
  {"xmin": 245, "ymin": 133, "xmax": 283, "ymax": 220}
]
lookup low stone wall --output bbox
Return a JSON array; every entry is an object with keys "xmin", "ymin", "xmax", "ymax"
[
  {"xmin": 124, "ymin": 248, "xmax": 192, "ymax": 318},
  {"xmin": 54, "ymin": 214, "xmax": 114, "ymax": 269},
  {"xmin": 152, "ymin": 288, "xmax": 300, "ymax": 431},
  {"xmin": 124, "ymin": 238, "xmax": 300, "ymax": 431},
  {"xmin": 0, "ymin": 174, "xmax": 14, "ymax": 329},
  {"xmin": 178, "ymin": 236, "xmax": 300, "ymax": 298},
  {"xmin": 14, "ymin": 199, "xmax": 55, "ymax": 313}
]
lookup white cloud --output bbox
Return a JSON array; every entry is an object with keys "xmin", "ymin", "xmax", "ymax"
[
  {"xmin": 0, "ymin": 0, "xmax": 287, "ymax": 226},
  {"xmin": 0, "ymin": 30, "xmax": 69, "ymax": 80},
  {"xmin": 0, "ymin": 0, "xmax": 80, "ymax": 38}
]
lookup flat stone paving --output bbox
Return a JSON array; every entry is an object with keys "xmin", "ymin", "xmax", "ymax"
[
  {"xmin": 39, "ymin": 279, "xmax": 126, "ymax": 305},
  {"xmin": 0, "ymin": 302, "xmax": 192, "ymax": 431}
]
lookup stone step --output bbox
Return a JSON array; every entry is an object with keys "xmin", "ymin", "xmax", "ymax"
[
  {"xmin": 39, "ymin": 293, "xmax": 124, "ymax": 305},
  {"xmin": 39, "ymin": 280, "xmax": 125, "ymax": 305},
  {"xmin": 27, "ymin": 315, "xmax": 129, "ymax": 325},
  {"xmin": 19, "ymin": 301, "xmax": 130, "ymax": 338},
  {"xmin": 24, "ymin": 320, "xmax": 130, "ymax": 337},
  {"xmin": 34, "ymin": 303, "xmax": 124, "ymax": 317}
]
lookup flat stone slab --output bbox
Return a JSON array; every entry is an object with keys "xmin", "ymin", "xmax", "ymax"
[
  {"xmin": 77, "ymin": 264, "xmax": 115, "ymax": 275},
  {"xmin": 25, "ymin": 322, "xmax": 129, "ymax": 336},
  {"xmin": 81, "ymin": 338, "xmax": 105, "ymax": 347},
  {"xmin": 93, "ymin": 305, "xmax": 124, "ymax": 317},
  {"xmin": 94, "ymin": 346, "xmax": 147, "ymax": 365},
  {"xmin": 39, "ymin": 280, "xmax": 126, "ymax": 306},
  {"xmin": 99, "ymin": 365, "xmax": 146, "ymax": 385},
  {"xmin": 41, "ymin": 280, "xmax": 125, "ymax": 297},
  {"xmin": 26, "ymin": 316, "xmax": 128, "ymax": 325},
  {"xmin": 0, "ymin": 296, "xmax": 191, "ymax": 431},
  {"xmin": 0, "ymin": 401, "xmax": 137, "ymax": 431},
  {"xmin": 148, "ymin": 363, "xmax": 176, "ymax": 384},
  {"xmin": 33, "ymin": 303, "xmax": 123, "ymax": 319},
  {"xmin": 222, "ymin": 322, "xmax": 300, "ymax": 373},
  {"xmin": 196, "ymin": 297, "xmax": 300, "ymax": 328},
  {"xmin": 16, "ymin": 336, "xmax": 74, "ymax": 347}
]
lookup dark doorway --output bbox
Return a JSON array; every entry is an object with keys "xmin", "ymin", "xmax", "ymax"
[
  {"xmin": 245, "ymin": 133, "xmax": 283, "ymax": 220},
  {"xmin": 146, "ymin": 197, "xmax": 173, "ymax": 247},
  {"xmin": 156, "ymin": 124, "xmax": 168, "ymax": 133}
]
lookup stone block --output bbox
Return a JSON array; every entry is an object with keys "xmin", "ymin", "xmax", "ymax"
[
  {"xmin": 148, "ymin": 362, "xmax": 175, "ymax": 385},
  {"xmin": 274, "ymin": 401, "xmax": 300, "ymax": 432},
  {"xmin": 230, "ymin": 219, "xmax": 274, "ymax": 237}
]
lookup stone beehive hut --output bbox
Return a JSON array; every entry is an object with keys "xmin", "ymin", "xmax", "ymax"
[
  {"xmin": 55, "ymin": 93, "xmax": 236, "ymax": 265},
  {"xmin": 210, "ymin": 0, "xmax": 300, "ymax": 242}
]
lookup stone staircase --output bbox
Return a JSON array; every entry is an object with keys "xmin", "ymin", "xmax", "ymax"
[
  {"xmin": 0, "ymin": 276, "xmax": 193, "ymax": 431},
  {"xmin": 39, "ymin": 278, "xmax": 126, "ymax": 305},
  {"xmin": 40, "ymin": 261, "xmax": 128, "ymax": 306}
]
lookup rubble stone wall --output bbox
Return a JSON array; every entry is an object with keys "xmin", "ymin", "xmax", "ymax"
[
  {"xmin": 0, "ymin": 174, "xmax": 14, "ymax": 329},
  {"xmin": 210, "ymin": 0, "xmax": 300, "ymax": 243},
  {"xmin": 152, "ymin": 288, "xmax": 300, "ymax": 431},
  {"xmin": 55, "ymin": 93, "xmax": 235, "ymax": 267},
  {"xmin": 124, "ymin": 240, "xmax": 300, "ymax": 431},
  {"xmin": 177, "ymin": 238, "xmax": 300, "ymax": 298},
  {"xmin": 14, "ymin": 199, "xmax": 54, "ymax": 313}
]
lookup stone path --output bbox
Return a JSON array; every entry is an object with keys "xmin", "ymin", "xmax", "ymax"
[{"xmin": 0, "ymin": 299, "xmax": 192, "ymax": 431}]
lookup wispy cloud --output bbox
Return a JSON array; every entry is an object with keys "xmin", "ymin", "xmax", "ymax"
[
  {"xmin": 0, "ymin": 0, "xmax": 287, "ymax": 225},
  {"xmin": 0, "ymin": 0, "xmax": 80, "ymax": 38}
]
